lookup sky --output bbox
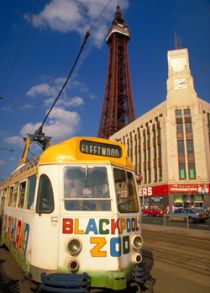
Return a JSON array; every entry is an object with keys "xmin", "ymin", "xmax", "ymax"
[{"xmin": 0, "ymin": 0, "xmax": 210, "ymax": 179}]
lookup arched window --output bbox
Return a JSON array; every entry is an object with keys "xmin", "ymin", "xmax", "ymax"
[{"xmin": 36, "ymin": 174, "xmax": 54, "ymax": 214}]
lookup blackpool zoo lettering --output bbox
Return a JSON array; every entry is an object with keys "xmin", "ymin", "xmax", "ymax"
[{"xmin": 63, "ymin": 217, "xmax": 140, "ymax": 257}]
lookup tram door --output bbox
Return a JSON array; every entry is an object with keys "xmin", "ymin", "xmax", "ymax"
[{"xmin": 30, "ymin": 166, "xmax": 60, "ymax": 275}]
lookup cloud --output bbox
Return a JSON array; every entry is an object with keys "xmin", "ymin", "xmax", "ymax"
[
  {"xmin": 43, "ymin": 107, "xmax": 81, "ymax": 140},
  {"xmin": 20, "ymin": 122, "xmax": 42, "ymax": 137},
  {"xmin": 0, "ymin": 160, "xmax": 5, "ymax": 166},
  {"xmin": 26, "ymin": 78, "xmax": 85, "ymax": 108},
  {"xmin": 20, "ymin": 107, "xmax": 81, "ymax": 142},
  {"xmin": 1, "ymin": 103, "xmax": 34, "ymax": 112},
  {"xmin": 5, "ymin": 106, "xmax": 80, "ymax": 150},
  {"xmin": 27, "ymin": 0, "xmax": 129, "ymax": 47},
  {"xmin": 26, "ymin": 82, "xmax": 57, "ymax": 97},
  {"xmin": 59, "ymin": 96, "xmax": 84, "ymax": 107},
  {"xmin": 4, "ymin": 136, "xmax": 24, "ymax": 146}
]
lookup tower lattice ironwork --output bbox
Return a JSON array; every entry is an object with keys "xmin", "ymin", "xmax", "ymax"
[{"xmin": 98, "ymin": 5, "xmax": 135, "ymax": 138}]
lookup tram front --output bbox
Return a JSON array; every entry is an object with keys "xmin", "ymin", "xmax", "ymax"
[{"xmin": 56, "ymin": 139, "xmax": 143, "ymax": 291}]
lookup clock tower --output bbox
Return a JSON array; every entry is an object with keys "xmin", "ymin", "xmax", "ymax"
[{"xmin": 166, "ymin": 48, "xmax": 197, "ymax": 104}]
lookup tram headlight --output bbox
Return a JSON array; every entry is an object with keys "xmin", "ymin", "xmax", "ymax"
[
  {"xmin": 132, "ymin": 253, "xmax": 142, "ymax": 264},
  {"xmin": 132, "ymin": 235, "xmax": 143, "ymax": 250},
  {"xmin": 68, "ymin": 258, "xmax": 80, "ymax": 272},
  {"xmin": 67, "ymin": 238, "xmax": 82, "ymax": 256}
]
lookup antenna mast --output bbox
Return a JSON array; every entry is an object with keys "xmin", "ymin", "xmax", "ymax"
[{"xmin": 174, "ymin": 32, "xmax": 181, "ymax": 49}]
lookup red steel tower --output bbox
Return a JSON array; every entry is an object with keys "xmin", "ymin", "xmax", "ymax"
[{"xmin": 98, "ymin": 5, "xmax": 135, "ymax": 138}]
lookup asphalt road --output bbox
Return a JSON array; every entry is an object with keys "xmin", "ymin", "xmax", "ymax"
[
  {"xmin": 0, "ymin": 225, "xmax": 210, "ymax": 293},
  {"xmin": 142, "ymin": 225, "xmax": 210, "ymax": 293}
]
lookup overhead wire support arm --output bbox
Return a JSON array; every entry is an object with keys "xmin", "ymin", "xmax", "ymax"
[{"xmin": 31, "ymin": 0, "xmax": 112, "ymax": 149}]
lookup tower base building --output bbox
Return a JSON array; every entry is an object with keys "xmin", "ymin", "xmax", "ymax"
[{"xmin": 110, "ymin": 48, "xmax": 210, "ymax": 211}]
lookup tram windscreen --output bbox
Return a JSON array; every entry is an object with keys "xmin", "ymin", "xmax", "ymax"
[
  {"xmin": 63, "ymin": 166, "xmax": 111, "ymax": 211},
  {"xmin": 114, "ymin": 169, "xmax": 139, "ymax": 213}
]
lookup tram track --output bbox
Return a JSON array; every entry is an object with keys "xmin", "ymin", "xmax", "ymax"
[
  {"xmin": 144, "ymin": 246, "xmax": 210, "ymax": 276},
  {"xmin": 142, "ymin": 230, "xmax": 210, "ymax": 278},
  {"xmin": 0, "ymin": 258, "xmax": 20, "ymax": 293},
  {"xmin": 1, "ymin": 229, "xmax": 210, "ymax": 292}
]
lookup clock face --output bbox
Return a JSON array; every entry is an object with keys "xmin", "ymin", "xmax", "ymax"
[
  {"xmin": 170, "ymin": 57, "xmax": 186, "ymax": 72},
  {"xmin": 174, "ymin": 79, "xmax": 187, "ymax": 89}
]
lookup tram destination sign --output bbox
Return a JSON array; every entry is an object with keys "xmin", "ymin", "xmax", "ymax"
[{"xmin": 80, "ymin": 140, "xmax": 122, "ymax": 158}]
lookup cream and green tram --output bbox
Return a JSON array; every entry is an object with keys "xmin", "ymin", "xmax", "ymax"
[{"xmin": 0, "ymin": 137, "xmax": 151, "ymax": 292}]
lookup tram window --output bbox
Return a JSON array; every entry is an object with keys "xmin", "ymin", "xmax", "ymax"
[
  {"xmin": 36, "ymin": 174, "xmax": 54, "ymax": 214},
  {"xmin": 8, "ymin": 186, "xmax": 14, "ymax": 206},
  {"xmin": 0, "ymin": 191, "xmax": 2, "ymax": 206},
  {"xmin": 26, "ymin": 175, "xmax": 36, "ymax": 209},
  {"xmin": 18, "ymin": 181, "xmax": 26, "ymax": 208},
  {"xmin": 0, "ymin": 191, "xmax": 3, "ymax": 213},
  {"xmin": 64, "ymin": 166, "xmax": 111, "ymax": 211},
  {"xmin": 114, "ymin": 169, "xmax": 139, "ymax": 213},
  {"xmin": 2, "ymin": 189, "xmax": 8, "ymax": 207},
  {"xmin": 11, "ymin": 183, "xmax": 18, "ymax": 207}
]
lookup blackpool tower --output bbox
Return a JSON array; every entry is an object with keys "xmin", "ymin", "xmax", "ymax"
[{"xmin": 98, "ymin": 5, "xmax": 135, "ymax": 138}]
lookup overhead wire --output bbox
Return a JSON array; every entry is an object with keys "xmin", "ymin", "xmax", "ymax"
[
  {"xmin": 35, "ymin": 0, "xmax": 113, "ymax": 136},
  {"xmin": 0, "ymin": 147, "xmax": 14, "ymax": 152},
  {"xmin": 36, "ymin": 30, "xmax": 91, "ymax": 134},
  {"xmin": 0, "ymin": 0, "xmax": 40, "ymax": 106}
]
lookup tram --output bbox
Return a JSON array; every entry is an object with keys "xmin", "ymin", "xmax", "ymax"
[{"xmin": 0, "ymin": 135, "xmax": 151, "ymax": 292}]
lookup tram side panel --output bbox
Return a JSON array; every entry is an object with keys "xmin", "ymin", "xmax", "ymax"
[
  {"xmin": 0, "ymin": 175, "xmax": 36, "ymax": 272},
  {"xmin": 30, "ymin": 165, "xmax": 60, "ymax": 281}
]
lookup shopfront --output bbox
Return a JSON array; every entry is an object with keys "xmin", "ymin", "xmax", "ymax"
[{"xmin": 138, "ymin": 183, "xmax": 210, "ymax": 210}]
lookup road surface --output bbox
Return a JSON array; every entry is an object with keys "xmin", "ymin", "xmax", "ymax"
[
  {"xmin": 0, "ymin": 225, "xmax": 210, "ymax": 292},
  {"xmin": 142, "ymin": 225, "xmax": 210, "ymax": 293}
]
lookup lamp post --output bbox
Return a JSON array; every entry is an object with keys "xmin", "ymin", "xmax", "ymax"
[{"xmin": 198, "ymin": 184, "xmax": 209, "ymax": 208}]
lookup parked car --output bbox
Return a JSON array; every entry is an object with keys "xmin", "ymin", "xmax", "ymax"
[
  {"xmin": 167, "ymin": 208, "xmax": 209, "ymax": 223},
  {"xmin": 143, "ymin": 207, "xmax": 167, "ymax": 217}
]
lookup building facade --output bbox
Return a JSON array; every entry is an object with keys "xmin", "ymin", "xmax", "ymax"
[{"xmin": 110, "ymin": 48, "xmax": 210, "ymax": 211}]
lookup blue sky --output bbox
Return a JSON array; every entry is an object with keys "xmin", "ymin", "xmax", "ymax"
[{"xmin": 0, "ymin": 0, "xmax": 210, "ymax": 179}]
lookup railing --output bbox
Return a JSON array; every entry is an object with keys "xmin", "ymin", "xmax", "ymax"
[{"xmin": 163, "ymin": 214, "xmax": 189, "ymax": 232}]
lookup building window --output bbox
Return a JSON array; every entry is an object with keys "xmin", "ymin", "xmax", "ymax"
[
  {"xmin": 154, "ymin": 168, "xmax": 157, "ymax": 182},
  {"xmin": 177, "ymin": 140, "xmax": 185, "ymax": 154},
  {"xmin": 185, "ymin": 122, "xmax": 192, "ymax": 133},
  {"xmin": 207, "ymin": 113, "xmax": 210, "ymax": 146},
  {"xmin": 175, "ymin": 110, "xmax": 182, "ymax": 117},
  {"xmin": 159, "ymin": 166, "xmax": 162, "ymax": 181},
  {"xmin": 186, "ymin": 140, "xmax": 194, "ymax": 154},
  {"xmin": 179, "ymin": 163, "xmax": 186, "ymax": 179},
  {"xmin": 176, "ymin": 123, "xmax": 183, "ymax": 133},
  {"xmin": 184, "ymin": 109, "xmax": 191, "ymax": 116},
  {"xmin": 144, "ymin": 170, "xmax": 147, "ymax": 184},
  {"xmin": 188, "ymin": 163, "xmax": 196, "ymax": 179}
]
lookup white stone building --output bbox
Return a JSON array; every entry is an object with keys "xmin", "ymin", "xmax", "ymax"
[{"xmin": 110, "ymin": 48, "xmax": 210, "ymax": 210}]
